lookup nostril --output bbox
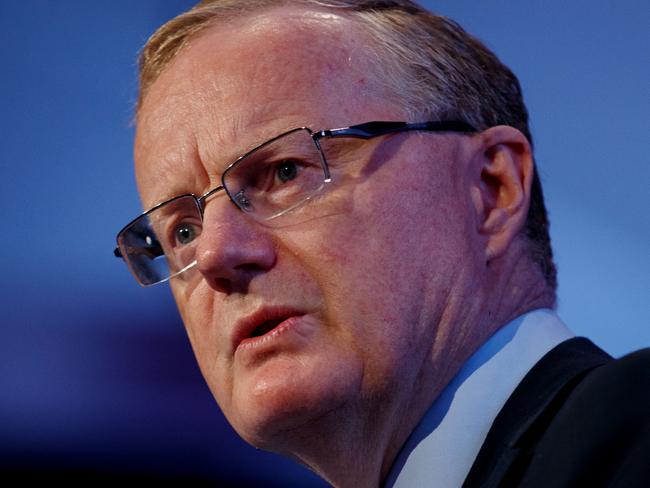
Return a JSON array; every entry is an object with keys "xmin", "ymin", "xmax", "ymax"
[{"xmin": 212, "ymin": 277, "xmax": 233, "ymax": 295}]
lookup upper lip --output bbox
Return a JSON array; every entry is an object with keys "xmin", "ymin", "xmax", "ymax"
[{"xmin": 231, "ymin": 306, "xmax": 305, "ymax": 352}]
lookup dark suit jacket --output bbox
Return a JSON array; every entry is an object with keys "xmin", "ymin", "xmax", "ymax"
[{"xmin": 463, "ymin": 338, "xmax": 650, "ymax": 488}]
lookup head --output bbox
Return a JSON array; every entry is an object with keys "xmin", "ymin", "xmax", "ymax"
[
  {"xmin": 139, "ymin": 0, "xmax": 556, "ymax": 291},
  {"xmin": 130, "ymin": 0, "xmax": 556, "ymax": 482}
]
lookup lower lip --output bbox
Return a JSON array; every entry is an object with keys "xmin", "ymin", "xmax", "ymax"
[{"xmin": 236, "ymin": 315, "xmax": 305, "ymax": 352}]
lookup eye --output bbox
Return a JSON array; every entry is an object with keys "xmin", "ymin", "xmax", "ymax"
[
  {"xmin": 174, "ymin": 223, "xmax": 198, "ymax": 245},
  {"xmin": 275, "ymin": 160, "xmax": 299, "ymax": 183}
]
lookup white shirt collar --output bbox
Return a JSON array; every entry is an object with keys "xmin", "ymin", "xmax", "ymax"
[{"xmin": 385, "ymin": 309, "xmax": 575, "ymax": 487}]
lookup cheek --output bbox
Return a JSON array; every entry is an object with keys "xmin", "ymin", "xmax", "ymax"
[
  {"xmin": 287, "ymin": 162, "xmax": 468, "ymax": 351},
  {"xmin": 171, "ymin": 281, "xmax": 235, "ymax": 405},
  {"xmin": 286, "ymin": 212, "xmax": 418, "ymax": 354}
]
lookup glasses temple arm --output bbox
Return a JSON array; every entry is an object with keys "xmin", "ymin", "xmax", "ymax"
[{"xmin": 317, "ymin": 120, "xmax": 477, "ymax": 139}]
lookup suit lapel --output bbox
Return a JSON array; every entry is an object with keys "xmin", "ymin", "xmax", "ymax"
[{"xmin": 462, "ymin": 338, "xmax": 612, "ymax": 488}]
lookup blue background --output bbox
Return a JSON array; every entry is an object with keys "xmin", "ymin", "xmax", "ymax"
[{"xmin": 1, "ymin": 1, "xmax": 648, "ymax": 484}]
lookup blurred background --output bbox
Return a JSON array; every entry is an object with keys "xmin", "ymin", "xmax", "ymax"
[{"xmin": 1, "ymin": 0, "xmax": 648, "ymax": 484}]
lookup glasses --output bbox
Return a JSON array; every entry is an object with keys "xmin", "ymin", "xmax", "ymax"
[{"xmin": 114, "ymin": 120, "xmax": 476, "ymax": 286}]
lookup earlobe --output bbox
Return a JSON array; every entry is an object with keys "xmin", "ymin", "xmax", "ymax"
[{"xmin": 471, "ymin": 126, "xmax": 534, "ymax": 262}]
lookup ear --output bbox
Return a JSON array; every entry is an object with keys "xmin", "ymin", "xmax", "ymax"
[{"xmin": 469, "ymin": 125, "xmax": 534, "ymax": 262}]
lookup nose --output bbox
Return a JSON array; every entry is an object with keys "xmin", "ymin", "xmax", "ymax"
[{"xmin": 195, "ymin": 198, "xmax": 276, "ymax": 294}]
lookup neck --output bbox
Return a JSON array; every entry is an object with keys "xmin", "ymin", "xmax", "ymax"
[
  {"xmin": 485, "ymin": 237, "xmax": 556, "ymax": 328},
  {"xmin": 450, "ymin": 239, "xmax": 556, "ymax": 385}
]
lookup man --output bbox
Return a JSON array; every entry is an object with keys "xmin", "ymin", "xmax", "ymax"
[{"xmin": 114, "ymin": 1, "xmax": 649, "ymax": 486}]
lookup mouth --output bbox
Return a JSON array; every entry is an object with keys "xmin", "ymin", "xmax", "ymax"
[
  {"xmin": 250, "ymin": 318, "xmax": 285, "ymax": 338},
  {"xmin": 232, "ymin": 307, "xmax": 305, "ymax": 352}
]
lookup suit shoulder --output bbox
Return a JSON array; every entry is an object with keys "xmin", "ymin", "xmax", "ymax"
[
  {"xmin": 572, "ymin": 346, "xmax": 650, "ymax": 415},
  {"xmin": 517, "ymin": 346, "xmax": 650, "ymax": 487},
  {"xmin": 535, "ymin": 345, "xmax": 650, "ymax": 442}
]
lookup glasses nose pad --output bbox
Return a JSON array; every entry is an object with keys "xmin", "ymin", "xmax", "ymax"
[{"xmin": 232, "ymin": 189, "xmax": 254, "ymax": 212}]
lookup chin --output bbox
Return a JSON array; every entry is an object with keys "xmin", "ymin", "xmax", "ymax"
[{"xmin": 227, "ymin": 353, "xmax": 360, "ymax": 449}]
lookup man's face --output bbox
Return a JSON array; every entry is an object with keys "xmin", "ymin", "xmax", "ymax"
[{"xmin": 135, "ymin": 8, "xmax": 476, "ymax": 447}]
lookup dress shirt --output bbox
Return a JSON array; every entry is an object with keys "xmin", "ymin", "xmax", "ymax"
[{"xmin": 384, "ymin": 309, "xmax": 575, "ymax": 487}]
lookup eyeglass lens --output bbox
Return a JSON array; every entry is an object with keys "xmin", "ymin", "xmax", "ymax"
[
  {"xmin": 224, "ymin": 128, "xmax": 328, "ymax": 218},
  {"xmin": 118, "ymin": 128, "xmax": 328, "ymax": 286}
]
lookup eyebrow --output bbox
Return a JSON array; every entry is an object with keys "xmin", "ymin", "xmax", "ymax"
[{"xmin": 143, "ymin": 108, "xmax": 318, "ymax": 211}]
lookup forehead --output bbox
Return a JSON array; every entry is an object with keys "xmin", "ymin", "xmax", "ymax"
[{"xmin": 134, "ymin": 7, "xmax": 404, "ymax": 207}]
